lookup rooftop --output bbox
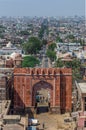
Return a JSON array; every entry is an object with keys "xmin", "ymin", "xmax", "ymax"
[
  {"xmin": 78, "ymin": 82, "xmax": 86, "ymax": 93},
  {"xmin": 3, "ymin": 115, "xmax": 20, "ymax": 120},
  {"xmin": 0, "ymin": 100, "xmax": 11, "ymax": 116}
]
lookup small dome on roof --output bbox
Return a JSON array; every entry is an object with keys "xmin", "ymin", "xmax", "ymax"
[
  {"xmin": 6, "ymin": 41, "xmax": 12, "ymax": 48},
  {"xmin": 10, "ymin": 52, "xmax": 21, "ymax": 60}
]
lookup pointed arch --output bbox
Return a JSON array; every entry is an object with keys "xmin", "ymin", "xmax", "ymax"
[{"xmin": 32, "ymin": 81, "xmax": 53, "ymax": 106}]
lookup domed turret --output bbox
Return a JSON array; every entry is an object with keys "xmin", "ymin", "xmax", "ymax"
[
  {"xmin": 6, "ymin": 41, "xmax": 12, "ymax": 48},
  {"xmin": 10, "ymin": 52, "xmax": 21, "ymax": 60}
]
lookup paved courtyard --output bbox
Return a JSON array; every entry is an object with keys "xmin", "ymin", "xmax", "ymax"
[
  {"xmin": 36, "ymin": 112, "xmax": 76, "ymax": 130},
  {"xmin": 3, "ymin": 124, "xmax": 24, "ymax": 130}
]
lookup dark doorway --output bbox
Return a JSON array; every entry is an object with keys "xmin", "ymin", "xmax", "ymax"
[
  {"xmin": 36, "ymin": 106, "xmax": 49, "ymax": 114},
  {"xmin": 32, "ymin": 81, "xmax": 53, "ymax": 113}
]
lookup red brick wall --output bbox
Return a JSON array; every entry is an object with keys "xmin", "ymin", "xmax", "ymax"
[
  {"xmin": 60, "ymin": 69, "xmax": 72, "ymax": 113},
  {"xmin": 13, "ymin": 68, "xmax": 72, "ymax": 113}
]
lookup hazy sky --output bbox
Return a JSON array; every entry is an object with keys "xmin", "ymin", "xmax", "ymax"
[{"xmin": 0, "ymin": 0, "xmax": 85, "ymax": 17}]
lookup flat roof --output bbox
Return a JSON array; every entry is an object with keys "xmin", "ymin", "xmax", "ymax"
[
  {"xmin": 78, "ymin": 82, "xmax": 86, "ymax": 93},
  {"xmin": 0, "ymin": 73, "xmax": 6, "ymax": 77},
  {"xmin": 3, "ymin": 115, "xmax": 20, "ymax": 120},
  {"xmin": 0, "ymin": 100, "xmax": 11, "ymax": 115}
]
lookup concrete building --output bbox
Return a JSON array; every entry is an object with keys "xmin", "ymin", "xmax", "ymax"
[
  {"xmin": 0, "ymin": 74, "xmax": 7, "ymax": 100},
  {"xmin": 0, "ymin": 52, "xmax": 22, "ymax": 68},
  {"xmin": 77, "ymin": 111, "xmax": 86, "ymax": 130},
  {"xmin": 0, "ymin": 41, "xmax": 22, "ymax": 55},
  {"xmin": 74, "ymin": 81, "xmax": 86, "ymax": 112},
  {"xmin": 0, "ymin": 68, "xmax": 13, "ymax": 103}
]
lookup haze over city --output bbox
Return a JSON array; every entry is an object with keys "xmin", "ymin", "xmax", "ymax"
[
  {"xmin": 0, "ymin": 0, "xmax": 86, "ymax": 130},
  {"xmin": 0, "ymin": 0, "xmax": 85, "ymax": 17}
]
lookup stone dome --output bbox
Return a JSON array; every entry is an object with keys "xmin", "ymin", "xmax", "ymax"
[
  {"xmin": 6, "ymin": 41, "xmax": 12, "ymax": 48},
  {"xmin": 10, "ymin": 52, "xmax": 21, "ymax": 60}
]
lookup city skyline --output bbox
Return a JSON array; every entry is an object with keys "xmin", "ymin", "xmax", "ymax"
[{"xmin": 0, "ymin": 0, "xmax": 85, "ymax": 17}]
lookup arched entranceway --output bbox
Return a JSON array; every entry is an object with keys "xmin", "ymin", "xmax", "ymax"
[
  {"xmin": 13, "ymin": 68, "xmax": 72, "ymax": 114},
  {"xmin": 32, "ymin": 81, "xmax": 53, "ymax": 113}
]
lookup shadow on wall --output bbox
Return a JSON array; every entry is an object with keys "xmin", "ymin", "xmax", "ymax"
[
  {"xmin": 13, "ymin": 89, "xmax": 34, "ymax": 118},
  {"xmin": 32, "ymin": 81, "xmax": 53, "ymax": 106},
  {"xmin": 36, "ymin": 106, "xmax": 49, "ymax": 114},
  {"xmin": 60, "ymin": 70, "xmax": 66, "ymax": 114}
]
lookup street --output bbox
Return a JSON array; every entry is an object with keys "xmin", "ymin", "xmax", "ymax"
[
  {"xmin": 3, "ymin": 124, "xmax": 24, "ymax": 130},
  {"xmin": 39, "ymin": 45, "xmax": 51, "ymax": 68}
]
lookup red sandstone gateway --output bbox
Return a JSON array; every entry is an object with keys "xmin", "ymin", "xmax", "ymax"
[{"xmin": 13, "ymin": 68, "xmax": 72, "ymax": 114}]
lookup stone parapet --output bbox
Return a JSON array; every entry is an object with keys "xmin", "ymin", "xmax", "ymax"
[{"xmin": 13, "ymin": 68, "xmax": 72, "ymax": 114}]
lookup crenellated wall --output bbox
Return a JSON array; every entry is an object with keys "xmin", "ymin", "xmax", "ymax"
[{"xmin": 13, "ymin": 68, "xmax": 72, "ymax": 113}]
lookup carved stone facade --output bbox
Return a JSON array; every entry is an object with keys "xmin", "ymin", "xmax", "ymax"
[{"xmin": 13, "ymin": 68, "xmax": 72, "ymax": 114}]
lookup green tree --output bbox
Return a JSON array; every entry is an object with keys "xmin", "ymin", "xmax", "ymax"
[
  {"xmin": 42, "ymin": 39, "xmax": 48, "ymax": 45},
  {"xmin": 66, "ymin": 34, "xmax": 75, "ymax": 39},
  {"xmin": 20, "ymin": 30, "xmax": 30, "ymax": 35},
  {"xmin": 55, "ymin": 58, "xmax": 81, "ymax": 81},
  {"xmin": 55, "ymin": 58, "xmax": 64, "ymax": 67},
  {"xmin": 56, "ymin": 36, "xmax": 63, "ymax": 42},
  {"xmin": 22, "ymin": 56, "xmax": 40, "ymax": 67},
  {"xmin": 66, "ymin": 34, "xmax": 76, "ymax": 42},
  {"xmin": 0, "ymin": 34, "xmax": 4, "ymax": 38},
  {"xmin": 79, "ymin": 39, "xmax": 85, "ymax": 46},
  {"xmin": 48, "ymin": 43, "xmax": 57, "ymax": 51},
  {"xmin": 46, "ymin": 49, "xmax": 56, "ymax": 61},
  {"xmin": 38, "ymin": 28, "xmax": 44, "ymax": 39},
  {"xmin": 38, "ymin": 22, "xmax": 49, "ymax": 39},
  {"xmin": 22, "ymin": 37, "xmax": 42, "ymax": 54}
]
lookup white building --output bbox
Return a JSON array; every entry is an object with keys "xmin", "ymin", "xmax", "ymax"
[{"xmin": 0, "ymin": 41, "xmax": 22, "ymax": 55}]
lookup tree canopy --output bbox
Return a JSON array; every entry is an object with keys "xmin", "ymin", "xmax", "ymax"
[
  {"xmin": 42, "ymin": 39, "xmax": 48, "ymax": 45},
  {"xmin": 19, "ymin": 30, "xmax": 30, "ymax": 35},
  {"xmin": 48, "ymin": 43, "xmax": 57, "ymax": 51},
  {"xmin": 66, "ymin": 34, "xmax": 75, "ymax": 39},
  {"xmin": 46, "ymin": 49, "xmax": 57, "ymax": 62},
  {"xmin": 56, "ymin": 36, "xmax": 63, "ymax": 42},
  {"xmin": 23, "ymin": 37, "xmax": 42, "ymax": 54},
  {"xmin": 55, "ymin": 58, "xmax": 81, "ymax": 81},
  {"xmin": 22, "ymin": 55, "xmax": 40, "ymax": 67},
  {"xmin": 38, "ymin": 22, "xmax": 49, "ymax": 39},
  {"xmin": 46, "ymin": 42, "xmax": 57, "ymax": 62}
]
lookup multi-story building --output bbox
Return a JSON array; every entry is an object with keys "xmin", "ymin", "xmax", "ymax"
[
  {"xmin": 0, "ymin": 68, "xmax": 13, "ymax": 102},
  {"xmin": 0, "ymin": 74, "xmax": 7, "ymax": 100},
  {"xmin": 74, "ymin": 81, "xmax": 86, "ymax": 112}
]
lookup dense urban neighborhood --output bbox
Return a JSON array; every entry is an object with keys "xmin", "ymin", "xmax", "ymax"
[{"xmin": 0, "ymin": 15, "xmax": 86, "ymax": 130}]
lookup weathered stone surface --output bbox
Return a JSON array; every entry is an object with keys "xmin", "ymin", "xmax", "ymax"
[{"xmin": 13, "ymin": 68, "xmax": 72, "ymax": 113}]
